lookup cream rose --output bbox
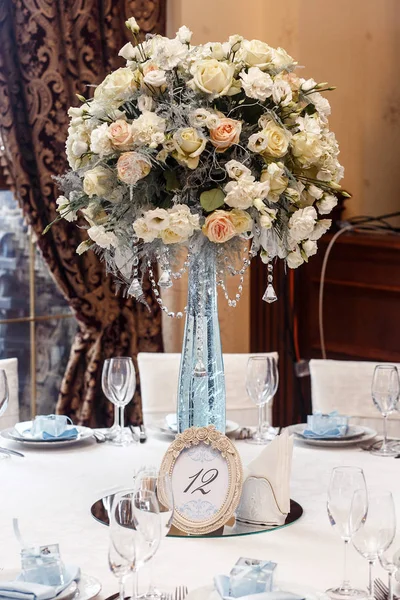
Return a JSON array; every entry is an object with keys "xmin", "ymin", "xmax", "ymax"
[
  {"xmin": 132, "ymin": 217, "xmax": 157, "ymax": 243},
  {"xmin": 291, "ymin": 131, "xmax": 323, "ymax": 167},
  {"xmin": 117, "ymin": 152, "xmax": 151, "ymax": 185},
  {"xmin": 229, "ymin": 209, "xmax": 253, "ymax": 234},
  {"xmin": 173, "ymin": 127, "xmax": 206, "ymax": 169},
  {"xmin": 83, "ymin": 166, "xmax": 113, "ymax": 197},
  {"xmin": 189, "ymin": 59, "xmax": 235, "ymax": 97},
  {"xmin": 108, "ymin": 119, "xmax": 134, "ymax": 148},
  {"xmin": 242, "ymin": 39, "xmax": 275, "ymax": 70},
  {"xmin": 262, "ymin": 121, "xmax": 290, "ymax": 158},
  {"xmin": 94, "ymin": 67, "xmax": 138, "ymax": 103},
  {"xmin": 260, "ymin": 162, "xmax": 289, "ymax": 202},
  {"xmin": 202, "ymin": 210, "xmax": 237, "ymax": 243},
  {"xmin": 210, "ymin": 118, "xmax": 242, "ymax": 152},
  {"xmin": 143, "ymin": 69, "xmax": 167, "ymax": 88}
]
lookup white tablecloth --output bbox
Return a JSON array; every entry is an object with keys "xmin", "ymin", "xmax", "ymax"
[{"xmin": 0, "ymin": 432, "xmax": 398, "ymax": 599}]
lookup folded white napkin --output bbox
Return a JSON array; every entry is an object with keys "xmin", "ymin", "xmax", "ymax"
[
  {"xmin": 13, "ymin": 421, "xmax": 78, "ymax": 441},
  {"xmin": 214, "ymin": 575, "xmax": 304, "ymax": 600},
  {"xmin": 165, "ymin": 414, "xmax": 177, "ymax": 432},
  {"xmin": 236, "ymin": 431, "xmax": 293, "ymax": 526},
  {"xmin": 0, "ymin": 564, "xmax": 79, "ymax": 600}
]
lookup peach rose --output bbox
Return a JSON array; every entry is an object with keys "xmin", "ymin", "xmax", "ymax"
[
  {"xmin": 210, "ymin": 118, "xmax": 242, "ymax": 152},
  {"xmin": 202, "ymin": 210, "xmax": 236, "ymax": 243},
  {"xmin": 117, "ymin": 152, "xmax": 151, "ymax": 185},
  {"xmin": 108, "ymin": 120, "xmax": 134, "ymax": 148}
]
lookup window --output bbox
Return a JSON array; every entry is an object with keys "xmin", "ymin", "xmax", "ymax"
[{"xmin": 0, "ymin": 190, "xmax": 77, "ymax": 419}]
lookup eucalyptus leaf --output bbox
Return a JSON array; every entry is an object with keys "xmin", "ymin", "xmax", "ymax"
[{"xmin": 200, "ymin": 188, "xmax": 225, "ymax": 212}]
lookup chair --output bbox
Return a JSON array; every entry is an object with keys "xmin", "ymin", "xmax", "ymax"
[
  {"xmin": 309, "ymin": 359, "xmax": 400, "ymax": 436},
  {"xmin": 137, "ymin": 352, "xmax": 278, "ymax": 427},
  {"xmin": 0, "ymin": 357, "xmax": 19, "ymax": 429}
]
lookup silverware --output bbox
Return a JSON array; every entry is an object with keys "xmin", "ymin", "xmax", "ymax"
[
  {"xmin": 93, "ymin": 431, "xmax": 106, "ymax": 444},
  {"xmin": 129, "ymin": 424, "xmax": 140, "ymax": 443},
  {"xmin": 360, "ymin": 439, "xmax": 382, "ymax": 452},
  {"xmin": 375, "ymin": 577, "xmax": 399, "ymax": 600},
  {"xmin": 139, "ymin": 424, "xmax": 147, "ymax": 443},
  {"xmin": 174, "ymin": 586, "xmax": 188, "ymax": 600},
  {"xmin": 235, "ymin": 427, "xmax": 252, "ymax": 440},
  {"xmin": 0, "ymin": 446, "xmax": 24, "ymax": 458}
]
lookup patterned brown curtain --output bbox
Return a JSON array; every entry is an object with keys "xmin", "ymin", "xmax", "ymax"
[{"xmin": 0, "ymin": 0, "xmax": 166, "ymax": 426}]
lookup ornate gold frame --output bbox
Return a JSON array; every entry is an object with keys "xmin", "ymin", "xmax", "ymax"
[{"xmin": 159, "ymin": 425, "xmax": 243, "ymax": 535}]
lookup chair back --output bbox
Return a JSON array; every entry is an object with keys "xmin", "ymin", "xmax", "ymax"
[
  {"xmin": 309, "ymin": 359, "xmax": 400, "ymax": 435},
  {"xmin": 0, "ymin": 357, "xmax": 19, "ymax": 429},
  {"xmin": 138, "ymin": 352, "xmax": 278, "ymax": 427}
]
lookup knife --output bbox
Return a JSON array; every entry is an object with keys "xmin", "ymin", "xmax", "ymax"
[
  {"xmin": 0, "ymin": 446, "xmax": 25, "ymax": 458},
  {"xmin": 139, "ymin": 424, "xmax": 147, "ymax": 444}
]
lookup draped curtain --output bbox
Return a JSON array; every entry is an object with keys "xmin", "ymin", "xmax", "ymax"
[{"xmin": 0, "ymin": 0, "xmax": 166, "ymax": 426}]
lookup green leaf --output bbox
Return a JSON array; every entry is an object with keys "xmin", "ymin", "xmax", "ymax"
[
  {"xmin": 164, "ymin": 170, "xmax": 180, "ymax": 192},
  {"xmin": 200, "ymin": 188, "xmax": 225, "ymax": 213}
]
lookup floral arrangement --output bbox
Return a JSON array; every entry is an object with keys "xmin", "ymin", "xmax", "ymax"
[{"xmin": 52, "ymin": 18, "xmax": 348, "ymax": 308}]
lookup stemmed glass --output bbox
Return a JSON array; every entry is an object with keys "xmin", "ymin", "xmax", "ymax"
[
  {"xmin": 102, "ymin": 357, "xmax": 136, "ymax": 446},
  {"xmin": 351, "ymin": 488, "xmax": 396, "ymax": 599},
  {"xmin": 326, "ymin": 466, "xmax": 368, "ymax": 599},
  {"xmin": 379, "ymin": 545, "xmax": 399, "ymax": 600},
  {"xmin": 246, "ymin": 356, "xmax": 278, "ymax": 445},
  {"xmin": 109, "ymin": 492, "xmax": 136, "ymax": 600},
  {"xmin": 371, "ymin": 365, "xmax": 400, "ymax": 456},
  {"xmin": 134, "ymin": 468, "xmax": 174, "ymax": 600},
  {"xmin": 0, "ymin": 370, "xmax": 9, "ymax": 461}
]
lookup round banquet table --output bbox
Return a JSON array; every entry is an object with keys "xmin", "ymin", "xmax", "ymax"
[{"xmin": 0, "ymin": 431, "xmax": 398, "ymax": 599}]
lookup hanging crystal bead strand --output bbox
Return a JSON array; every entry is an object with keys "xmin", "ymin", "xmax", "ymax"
[
  {"xmin": 263, "ymin": 262, "xmax": 278, "ymax": 303},
  {"xmin": 127, "ymin": 240, "xmax": 145, "ymax": 300},
  {"xmin": 216, "ymin": 244, "xmax": 254, "ymax": 307},
  {"xmin": 147, "ymin": 259, "xmax": 186, "ymax": 319},
  {"xmin": 157, "ymin": 248, "xmax": 173, "ymax": 289}
]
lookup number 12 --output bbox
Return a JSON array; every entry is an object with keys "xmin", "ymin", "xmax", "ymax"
[{"xmin": 183, "ymin": 468, "xmax": 218, "ymax": 495}]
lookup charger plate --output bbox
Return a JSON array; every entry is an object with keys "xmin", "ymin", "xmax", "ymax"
[
  {"xmin": 0, "ymin": 425, "xmax": 93, "ymax": 448},
  {"xmin": 287, "ymin": 425, "xmax": 377, "ymax": 448},
  {"xmin": 90, "ymin": 495, "xmax": 303, "ymax": 538},
  {"xmin": 0, "ymin": 571, "xmax": 101, "ymax": 600},
  {"xmin": 185, "ymin": 582, "xmax": 328, "ymax": 600}
]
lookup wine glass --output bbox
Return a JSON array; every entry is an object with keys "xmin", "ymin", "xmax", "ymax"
[
  {"xmin": 0, "ymin": 370, "xmax": 9, "ymax": 461},
  {"xmin": 109, "ymin": 492, "xmax": 136, "ymax": 600},
  {"xmin": 326, "ymin": 466, "xmax": 368, "ymax": 599},
  {"xmin": 371, "ymin": 365, "xmax": 400, "ymax": 456},
  {"xmin": 351, "ymin": 488, "xmax": 396, "ymax": 599},
  {"xmin": 134, "ymin": 468, "xmax": 174, "ymax": 600},
  {"xmin": 379, "ymin": 544, "xmax": 399, "ymax": 600},
  {"xmin": 102, "ymin": 357, "xmax": 136, "ymax": 446},
  {"xmin": 246, "ymin": 356, "xmax": 278, "ymax": 445}
]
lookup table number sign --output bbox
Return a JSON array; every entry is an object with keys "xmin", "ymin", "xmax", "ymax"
[{"xmin": 159, "ymin": 425, "xmax": 243, "ymax": 535}]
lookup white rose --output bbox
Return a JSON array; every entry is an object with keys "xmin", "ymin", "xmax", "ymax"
[
  {"xmin": 189, "ymin": 59, "xmax": 235, "ymax": 97},
  {"xmin": 225, "ymin": 160, "xmax": 252, "ymax": 180},
  {"xmin": 242, "ymin": 39, "xmax": 275, "ymax": 70},
  {"xmin": 125, "ymin": 17, "xmax": 140, "ymax": 34},
  {"xmin": 161, "ymin": 204, "xmax": 200, "ymax": 244},
  {"xmin": 94, "ymin": 67, "xmax": 138, "ymax": 103},
  {"xmin": 90, "ymin": 123, "xmax": 113, "ymax": 157},
  {"xmin": 309, "ymin": 219, "xmax": 331, "ymax": 241},
  {"xmin": 302, "ymin": 239, "xmax": 318, "ymax": 258},
  {"xmin": 260, "ymin": 162, "xmax": 288, "ymax": 202},
  {"xmin": 118, "ymin": 42, "xmax": 137, "ymax": 61},
  {"xmin": 153, "ymin": 38, "xmax": 187, "ymax": 70},
  {"xmin": 317, "ymin": 194, "xmax": 338, "ymax": 215},
  {"xmin": 87, "ymin": 225, "xmax": 118, "ymax": 249},
  {"xmin": 286, "ymin": 247, "xmax": 304, "ymax": 269},
  {"xmin": 273, "ymin": 47, "xmax": 295, "ymax": 71},
  {"xmin": 133, "ymin": 217, "xmax": 158, "ymax": 243},
  {"xmin": 83, "ymin": 166, "xmax": 113, "ymax": 197},
  {"xmin": 176, "ymin": 25, "xmax": 192, "ymax": 44},
  {"xmin": 143, "ymin": 69, "xmax": 167, "ymax": 87},
  {"xmin": 172, "ymin": 127, "xmax": 206, "ymax": 169},
  {"xmin": 189, "ymin": 108, "xmax": 211, "ymax": 128},
  {"xmin": 71, "ymin": 139, "xmax": 88, "ymax": 157},
  {"xmin": 291, "ymin": 131, "xmax": 323, "ymax": 167},
  {"xmin": 144, "ymin": 208, "xmax": 170, "ymax": 231},
  {"xmin": 288, "ymin": 206, "xmax": 317, "ymax": 243},
  {"xmin": 239, "ymin": 67, "xmax": 273, "ymax": 101},
  {"xmin": 137, "ymin": 95, "xmax": 154, "ymax": 112},
  {"xmin": 56, "ymin": 196, "xmax": 77, "ymax": 222},
  {"xmin": 205, "ymin": 113, "xmax": 220, "ymax": 129}
]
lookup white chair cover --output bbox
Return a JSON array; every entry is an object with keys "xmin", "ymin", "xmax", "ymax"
[
  {"xmin": 0, "ymin": 357, "xmax": 19, "ymax": 429},
  {"xmin": 138, "ymin": 352, "xmax": 278, "ymax": 427},
  {"xmin": 309, "ymin": 359, "xmax": 400, "ymax": 436}
]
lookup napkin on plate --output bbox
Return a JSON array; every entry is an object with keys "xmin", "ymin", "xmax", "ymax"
[
  {"xmin": 0, "ymin": 564, "xmax": 80, "ymax": 600},
  {"xmin": 214, "ymin": 574, "xmax": 304, "ymax": 600},
  {"xmin": 13, "ymin": 421, "xmax": 79, "ymax": 441},
  {"xmin": 236, "ymin": 431, "xmax": 293, "ymax": 526},
  {"xmin": 302, "ymin": 412, "xmax": 348, "ymax": 439},
  {"xmin": 165, "ymin": 413, "xmax": 177, "ymax": 432}
]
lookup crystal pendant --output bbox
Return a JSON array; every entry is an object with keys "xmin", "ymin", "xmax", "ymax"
[
  {"xmin": 262, "ymin": 283, "xmax": 278, "ymax": 303},
  {"xmin": 193, "ymin": 360, "xmax": 207, "ymax": 377},
  {"xmin": 158, "ymin": 269, "xmax": 172, "ymax": 288},
  {"xmin": 128, "ymin": 278, "xmax": 143, "ymax": 299}
]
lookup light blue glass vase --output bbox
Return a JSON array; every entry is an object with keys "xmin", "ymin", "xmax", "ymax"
[{"xmin": 177, "ymin": 241, "xmax": 226, "ymax": 433}]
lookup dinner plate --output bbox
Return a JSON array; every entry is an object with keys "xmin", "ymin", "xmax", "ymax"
[
  {"xmin": 292, "ymin": 424, "xmax": 366, "ymax": 441},
  {"xmin": 152, "ymin": 419, "xmax": 239, "ymax": 439},
  {"xmin": 287, "ymin": 425, "xmax": 377, "ymax": 448},
  {"xmin": 0, "ymin": 572, "xmax": 101, "ymax": 600},
  {"xmin": 0, "ymin": 424, "xmax": 93, "ymax": 447},
  {"xmin": 185, "ymin": 582, "xmax": 329, "ymax": 600}
]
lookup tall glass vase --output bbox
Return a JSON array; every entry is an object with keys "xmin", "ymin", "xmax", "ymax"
[{"xmin": 177, "ymin": 241, "xmax": 226, "ymax": 433}]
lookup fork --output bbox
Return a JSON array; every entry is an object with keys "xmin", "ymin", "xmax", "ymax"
[
  {"xmin": 174, "ymin": 586, "xmax": 188, "ymax": 600},
  {"xmin": 375, "ymin": 577, "xmax": 399, "ymax": 600}
]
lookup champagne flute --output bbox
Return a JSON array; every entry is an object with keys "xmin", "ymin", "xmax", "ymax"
[
  {"xmin": 132, "ymin": 490, "xmax": 162, "ymax": 600},
  {"xmin": 326, "ymin": 466, "xmax": 368, "ymax": 599},
  {"xmin": 102, "ymin": 357, "xmax": 136, "ymax": 446},
  {"xmin": 351, "ymin": 488, "xmax": 396, "ymax": 599},
  {"xmin": 134, "ymin": 468, "xmax": 174, "ymax": 600},
  {"xmin": 109, "ymin": 493, "xmax": 136, "ymax": 600},
  {"xmin": 246, "ymin": 356, "xmax": 278, "ymax": 445},
  {"xmin": 371, "ymin": 365, "xmax": 400, "ymax": 456},
  {"xmin": 0, "ymin": 370, "xmax": 9, "ymax": 461}
]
